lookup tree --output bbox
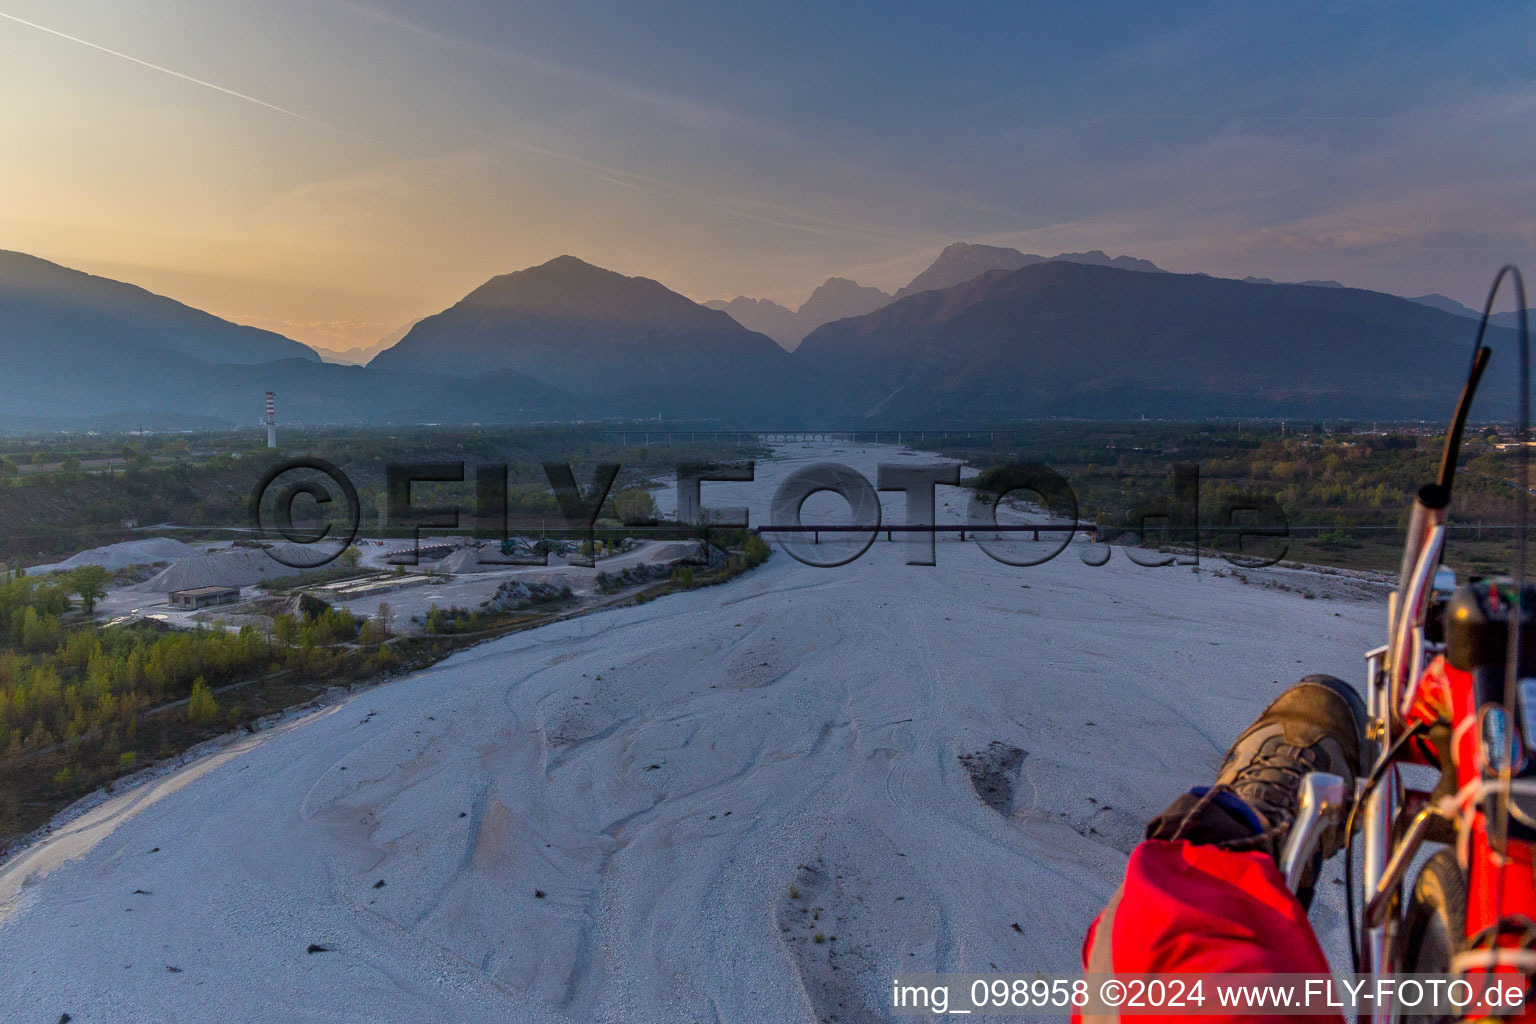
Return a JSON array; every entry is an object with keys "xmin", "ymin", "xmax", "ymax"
[
  {"xmin": 376, "ymin": 602, "xmax": 393, "ymax": 636},
  {"xmin": 273, "ymin": 613, "xmax": 299, "ymax": 647},
  {"xmin": 187, "ymin": 677, "xmax": 217, "ymax": 723},
  {"xmin": 69, "ymin": 565, "xmax": 111, "ymax": 614},
  {"xmin": 609, "ymin": 488, "xmax": 658, "ymax": 524},
  {"xmin": 340, "ymin": 545, "xmax": 361, "ymax": 570},
  {"xmin": 21, "ymin": 607, "xmax": 56, "ymax": 649},
  {"xmin": 0, "ymin": 457, "xmax": 14, "ymax": 483}
]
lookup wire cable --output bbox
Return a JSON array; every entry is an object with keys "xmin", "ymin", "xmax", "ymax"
[
  {"xmin": 1484, "ymin": 266, "xmax": 1530, "ymax": 942},
  {"xmin": 1345, "ymin": 718, "xmax": 1439, "ymax": 973}
]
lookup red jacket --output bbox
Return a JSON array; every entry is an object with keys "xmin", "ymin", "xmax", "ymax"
[{"xmin": 1078, "ymin": 839, "xmax": 1341, "ymax": 1024}]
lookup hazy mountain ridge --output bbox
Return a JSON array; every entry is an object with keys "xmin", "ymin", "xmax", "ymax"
[
  {"xmin": 369, "ymin": 256, "xmax": 792, "ymax": 420},
  {"xmin": 891, "ymin": 243, "xmax": 1164, "ymax": 301},
  {"xmin": 1407, "ymin": 292, "xmax": 1534, "ymax": 330},
  {"xmin": 1243, "ymin": 276, "xmax": 1345, "ymax": 288},
  {"xmin": 797, "ymin": 277, "xmax": 892, "ymax": 329},
  {"xmin": 702, "ymin": 296, "xmax": 802, "ymax": 349},
  {"xmin": 706, "ymin": 276, "xmax": 892, "ymax": 351},
  {"xmin": 0, "ymin": 247, "xmax": 1520, "ymax": 427},
  {"xmin": 0, "ymin": 251, "xmax": 571, "ymax": 423},
  {"xmin": 795, "ymin": 262, "xmax": 1517, "ymax": 424},
  {"xmin": 315, "ymin": 320, "xmax": 420, "ymax": 365},
  {"xmin": 0, "ymin": 249, "xmax": 320, "ymax": 366}
]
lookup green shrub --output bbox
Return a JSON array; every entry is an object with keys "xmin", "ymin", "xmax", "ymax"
[
  {"xmin": 742, "ymin": 533, "xmax": 771, "ymax": 567},
  {"xmin": 186, "ymin": 677, "xmax": 218, "ymax": 723}
]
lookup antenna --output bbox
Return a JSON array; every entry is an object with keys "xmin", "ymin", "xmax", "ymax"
[{"xmin": 1487, "ymin": 266, "xmax": 1530, "ymax": 871}]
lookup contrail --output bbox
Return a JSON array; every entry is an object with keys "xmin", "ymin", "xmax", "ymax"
[{"xmin": 0, "ymin": 10, "xmax": 376, "ymax": 142}]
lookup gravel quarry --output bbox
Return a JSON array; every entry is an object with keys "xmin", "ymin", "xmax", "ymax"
[
  {"xmin": 131, "ymin": 543, "xmax": 333, "ymax": 592},
  {"xmin": 0, "ymin": 443, "xmax": 1384, "ymax": 1022},
  {"xmin": 25, "ymin": 537, "xmax": 202, "ymax": 575}
]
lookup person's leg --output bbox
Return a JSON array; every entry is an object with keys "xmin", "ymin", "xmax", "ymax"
[{"xmin": 1081, "ymin": 675, "xmax": 1364, "ymax": 978}]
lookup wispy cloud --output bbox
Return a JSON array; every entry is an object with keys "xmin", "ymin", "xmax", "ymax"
[
  {"xmin": 488, "ymin": 138, "xmax": 949, "ymax": 248},
  {"xmin": 330, "ymin": 0, "xmax": 786, "ymax": 143},
  {"xmin": 1094, "ymin": 112, "xmax": 1402, "ymax": 122},
  {"xmin": 0, "ymin": 9, "xmax": 377, "ymax": 143}
]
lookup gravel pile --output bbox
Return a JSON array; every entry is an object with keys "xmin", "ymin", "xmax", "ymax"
[
  {"xmin": 434, "ymin": 545, "xmax": 503, "ymax": 575},
  {"xmin": 133, "ymin": 544, "xmax": 325, "ymax": 593},
  {"xmin": 643, "ymin": 541, "xmax": 703, "ymax": 563},
  {"xmin": 595, "ymin": 562, "xmax": 673, "ymax": 593},
  {"xmin": 480, "ymin": 579, "xmax": 574, "ymax": 612},
  {"xmin": 28, "ymin": 537, "xmax": 201, "ymax": 575}
]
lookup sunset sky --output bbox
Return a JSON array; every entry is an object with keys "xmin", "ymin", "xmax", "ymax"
[{"xmin": 2, "ymin": 0, "xmax": 1532, "ymax": 351}]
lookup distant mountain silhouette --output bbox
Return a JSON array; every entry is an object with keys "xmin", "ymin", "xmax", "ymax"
[
  {"xmin": 0, "ymin": 250, "xmax": 335, "ymax": 421},
  {"xmin": 0, "ymin": 251, "xmax": 573, "ymax": 424},
  {"xmin": 796, "ymin": 262, "xmax": 1517, "ymax": 424},
  {"xmin": 893, "ymin": 243, "xmax": 1163, "ymax": 301},
  {"xmin": 707, "ymin": 276, "xmax": 892, "ymax": 351},
  {"xmin": 1409, "ymin": 293, "xmax": 1478, "ymax": 317},
  {"xmin": 370, "ymin": 256, "xmax": 791, "ymax": 419},
  {"xmin": 1243, "ymin": 276, "xmax": 1345, "ymax": 289},
  {"xmin": 797, "ymin": 278, "xmax": 892, "ymax": 330},
  {"xmin": 2, "ymin": 248, "xmax": 1521, "ymax": 427},
  {"xmin": 315, "ymin": 319, "xmax": 420, "ymax": 365},
  {"xmin": 0, "ymin": 249, "xmax": 319, "ymax": 366},
  {"xmin": 704, "ymin": 296, "xmax": 802, "ymax": 349},
  {"xmin": 1408, "ymin": 292, "xmax": 1534, "ymax": 331}
]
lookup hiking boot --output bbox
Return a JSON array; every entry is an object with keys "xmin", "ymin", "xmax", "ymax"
[
  {"xmin": 1214, "ymin": 673, "xmax": 1365, "ymax": 858},
  {"xmin": 1146, "ymin": 675, "xmax": 1364, "ymax": 854}
]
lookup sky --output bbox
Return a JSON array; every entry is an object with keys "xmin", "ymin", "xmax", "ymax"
[{"xmin": 1, "ymin": 0, "xmax": 1532, "ymax": 352}]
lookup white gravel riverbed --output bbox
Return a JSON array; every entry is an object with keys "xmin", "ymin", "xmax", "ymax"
[{"xmin": 0, "ymin": 443, "xmax": 1382, "ymax": 1023}]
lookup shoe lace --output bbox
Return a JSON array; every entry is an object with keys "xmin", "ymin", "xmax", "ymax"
[
  {"xmin": 1227, "ymin": 747, "xmax": 1313, "ymax": 824},
  {"xmin": 1165, "ymin": 746, "xmax": 1317, "ymax": 856},
  {"xmin": 1166, "ymin": 781, "xmax": 1289, "ymax": 856}
]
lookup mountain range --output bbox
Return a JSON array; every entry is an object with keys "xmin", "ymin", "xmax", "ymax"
[
  {"xmin": 706, "ymin": 277, "xmax": 891, "ymax": 350},
  {"xmin": 1243, "ymin": 276, "xmax": 1345, "ymax": 289},
  {"xmin": 313, "ymin": 320, "xmax": 419, "ymax": 366},
  {"xmin": 0, "ymin": 249, "xmax": 318, "ymax": 366},
  {"xmin": 794, "ymin": 262, "xmax": 1514, "ymax": 423},
  {"xmin": 0, "ymin": 245, "xmax": 1521, "ymax": 427},
  {"xmin": 0, "ymin": 250, "xmax": 568, "ymax": 426},
  {"xmin": 892, "ymin": 243, "xmax": 1164, "ymax": 300},
  {"xmin": 368, "ymin": 256, "xmax": 791, "ymax": 421},
  {"xmin": 703, "ymin": 245, "xmax": 1164, "ymax": 348},
  {"xmin": 1407, "ymin": 292, "xmax": 1535, "ymax": 330}
]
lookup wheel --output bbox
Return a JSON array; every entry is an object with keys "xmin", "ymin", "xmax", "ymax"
[
  {"xmin": 1398, "ymin": 849, "xmax": 1468, "ymax": 1021},
  {"xmin": 1402, "ymin": 849, "xmax": 1467, "ymax": 971}
]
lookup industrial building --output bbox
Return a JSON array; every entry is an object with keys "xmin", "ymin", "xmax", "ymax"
[{"xmin": 169, "ymin": 585, "xmax": 241, "ymax": 610}]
